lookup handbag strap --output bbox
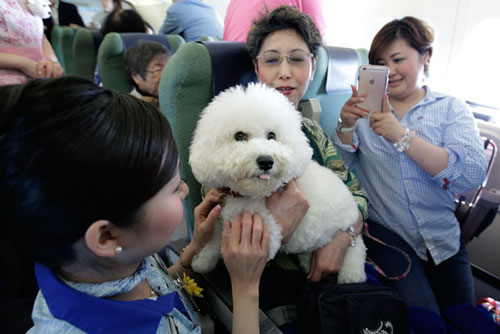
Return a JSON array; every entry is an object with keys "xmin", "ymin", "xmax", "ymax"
[
  {"xmin": 477, "ymin": 297, "xmax": 500, "ymax": 324},
  {"xmin": 363, "ymin": 223, "xmax": 412, "ymax": 281}
]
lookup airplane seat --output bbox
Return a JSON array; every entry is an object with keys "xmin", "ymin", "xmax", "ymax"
[
  {"xmin": 72, "ymin": 28, "xmax": 103, "ymax": 81},
  {"xmin": 158, "ymin": 41, "xmax": 369, "ymax": 332},
  {"xmin": 198, "ymin": 35, "xmax": 222, "ymax": 42},
  {"xmin": 97, "ymin": 32, "xmax": 173, "ymax": 92},
  {"xmin": 50, "ymin": 25, "xmax": 65, "ymax": 70},
  {"xmin": 165, "ymin": 34, "xmax": 186, "ymax": 53},
  {"xmin": 61, "ymin": 26, "xmax": 78, "ymax": 75},
  {"xmin": 456, "ymin": 120, "xmax": 500, "ymax": 242}
]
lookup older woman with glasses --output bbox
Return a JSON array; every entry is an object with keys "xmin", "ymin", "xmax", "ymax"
[{"xmin": 246, "ymin": 5, "xmax": 368, "ymax": 283}]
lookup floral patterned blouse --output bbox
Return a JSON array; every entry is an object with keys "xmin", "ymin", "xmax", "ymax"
[{"xmin": 0, "ymin": 0, "xmax": 44, "ymax": 85}]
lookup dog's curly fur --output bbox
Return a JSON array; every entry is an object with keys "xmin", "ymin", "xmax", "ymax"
[{"xmin": 189, "ymin": 83, "xmax": 366, "ymax": 283}]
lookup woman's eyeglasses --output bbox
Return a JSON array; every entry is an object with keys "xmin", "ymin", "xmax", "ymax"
[
  {"xmin": 256, "ymin": 50, "xmax": 313, "ymax": 67},
  {"xmin": 144, "ymin": 68, "xmax": 164, "ymax": 76}
]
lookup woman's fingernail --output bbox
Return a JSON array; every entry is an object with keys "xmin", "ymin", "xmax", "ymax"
[{"xmin": 359, "ymin": 97, "xmax": 365, "ymax": 102}]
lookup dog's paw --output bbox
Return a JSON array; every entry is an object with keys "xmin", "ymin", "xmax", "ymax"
[
  {"xmin": 337, "ymin": 269, "xmax": 367, "ymax": 284},
  {"xmin": 337, "ymin": 236, "xmax": 367, "ymax": 283}
]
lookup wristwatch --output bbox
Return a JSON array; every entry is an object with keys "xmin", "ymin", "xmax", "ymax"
[
  {"xmin": 336, "ymin": 119, "xmax": 356, "ymax": 134},
  {"xmin": 344, "ymin": 226, "xmax": 356, "ymax": 247}
]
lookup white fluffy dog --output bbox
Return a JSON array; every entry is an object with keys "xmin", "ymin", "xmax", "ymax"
[{"xmin": 189, "ymin": 83, "xmax": 366, "ymax": 283}]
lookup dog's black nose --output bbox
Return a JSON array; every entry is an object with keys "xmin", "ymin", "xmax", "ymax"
[{"xmin": 257, "ymin": 155, "xmax": 274, "ymax": 171}]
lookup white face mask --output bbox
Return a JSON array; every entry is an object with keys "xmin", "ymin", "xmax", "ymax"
[{"xmin": 26, "ymin": 0, "xmax": 52, "ymax": 19}]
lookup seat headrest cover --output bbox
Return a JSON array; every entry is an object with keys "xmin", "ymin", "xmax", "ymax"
[
  {"xmin": 201, "ymin": 41, "xmax": 257, "ymax": 97},
  {"xmin": 120, "ymin": 33, "xmax": 170, "ymax": 52},
  {"xmin": 325, "ymin": 46, "xmax": 359, "ymax": 95}
]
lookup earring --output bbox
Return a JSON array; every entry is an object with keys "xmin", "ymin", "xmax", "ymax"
[{"xmin": 115, "ymin": 245, "xmax": 123, "ymax": 255}]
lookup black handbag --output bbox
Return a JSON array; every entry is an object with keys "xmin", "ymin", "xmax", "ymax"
[{"xmin": 297, "ymin": 276, "xmax": 410, "ymax": 334}]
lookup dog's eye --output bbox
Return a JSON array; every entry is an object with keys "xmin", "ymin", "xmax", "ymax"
[
  {"xmin": 267, "ymin": 132, "xmax": 276, "ymax": 140},
  {"xmin": 234, "ymin": 131, "xmax": 247, "ymax": 141}
]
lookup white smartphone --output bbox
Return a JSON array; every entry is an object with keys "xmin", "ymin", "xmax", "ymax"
[{"xmin": 357, "ymin": 65, "xmax": 389, "ymax": 117}]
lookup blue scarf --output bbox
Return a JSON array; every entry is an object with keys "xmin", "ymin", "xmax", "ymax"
[{"xmin": 35, "ymin": 262, "xmax": 190, "ymax": 334}]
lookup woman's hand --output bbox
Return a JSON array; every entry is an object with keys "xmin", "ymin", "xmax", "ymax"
[
  {"xmin": 0, "ymin": 52, "xmax": 63, "ymax": 79},
  {"xmin": 307, "ymin": 232, "xmax": 351, "ymax": 282},
  {"xmin": 266, "ymin": 179, "xmax": 309, "ymax": 244},
  {"xmin": 307, "ymin": 211, "xmax": 363, "ymax": 281},
  {"xmin": 42, "ymin": 59, "xmax": 64, "ymax": 78},
  {"xmin": 339, "ymin": 85, "xmax": 369, "ymax": 128},
  {"xmin": 222, "ymin": 211, "xmax": 269, "ymax": 334},
  {"xmin": 221, "ymin": 211, "xmax": 269, "ymax": 295},
  {"xmin": 17, "ymin": 57, "xmax": 42, "ymax": 78},
  {"xmin": 369, "ymin": 95, "xmax": 405, "ymax": 143},
  {"xmin": 190, "ymin": 189, "xmax": 222, "ymax": 252},
  {"xmin": 21, "ymin": 58, "xmax": 63, "ymax": 79}
]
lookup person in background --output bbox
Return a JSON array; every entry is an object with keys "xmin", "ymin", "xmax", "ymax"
[
  {"xmin": 0, "ymin": 76, "xmax": 269, "ymax": 334},
  {"xmin": 224, "ymin": 0, "xmax": 325, "ymax": 42},
  {"xmin": 1, "ymin": 0, "xmax": 63, "ymax": 85},
  {"xmin": 90, "ymin": 0, "xmax": 122, "ymax": 30},
  {"xmin": 332, "ymin": 16, "xmax": 487, "ymax": 315},
  {"xmin": 43, "ymin": 0, "xmax": 85, "ymax": 42},
  {"xmin": 101, "ymin": 9, "xmax": 152, "ymax": 36},
  {"xmin": 159, "ymin": 0, "xmax": 223, "ymax": 42},
  {"xmin": 124, "ymin": 41, "xmax": 171, "ymax": 107}
]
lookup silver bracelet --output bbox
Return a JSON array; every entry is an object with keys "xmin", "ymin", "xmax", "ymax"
[
  {"xmin": 336, "ymin": 119, "xmax": 356, "ymax": 134},
  {"xmin": 393, "ymin": 128, "xmax": 412, "ymax": 152}
]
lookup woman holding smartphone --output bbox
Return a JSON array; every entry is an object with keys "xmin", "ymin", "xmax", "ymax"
[{"xmin": 332, "ymin": 16, "xmax": 487, "ymax": 315}]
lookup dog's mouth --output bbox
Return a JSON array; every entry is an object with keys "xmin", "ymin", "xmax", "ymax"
[{"xmin": 257, "ymin": 173, "xmax": 272, "ymax": 180}]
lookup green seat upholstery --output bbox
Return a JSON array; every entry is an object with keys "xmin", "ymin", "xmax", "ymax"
[
  {"xmin": 97, "ymin": 33, "xmax": 178, "ymax": 92},
  {"xmin": 72, "ymin": 28, "xmax": 103, "ymax": 81},
  {"xmin": 198, "ymin": 35, "xmax": 222, "ymax": 42},
  {"xmin": 159, "ymin": 41, "xmax": 368, "ymax": 232},
  {"xmin": 50, "ymin": 25, "xmax": 65, "ymax": 70},
  {"xmin": 61, "ymin": 26, "xmax": 77, "ymax": 75},
  {"xmin": 166, "ymin": 34, "xmax": 185, "ymax": 53}
]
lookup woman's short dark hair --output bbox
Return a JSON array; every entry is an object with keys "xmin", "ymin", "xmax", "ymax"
[
  {"xmin": 101, "ymin": 9, "xmax": 147, "ymax": 35},
  {"xmin": 369, "ymin": 16, "xmax": 434, "ymax": 76},
  {"xmin": 246, "ymin": 5, "xmax": 322, "ymax": 60},
  {"xmin": 0, "ymin": 76, "xmax": 178, "ymax": 270},
  {"xmin": 124, "ymin": 42, "xmax": 171, "ymax": 84}
]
